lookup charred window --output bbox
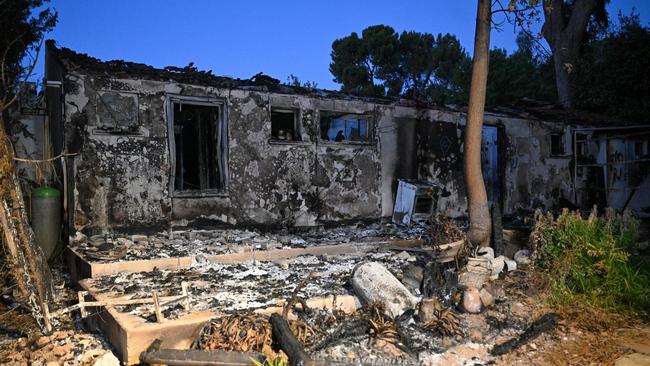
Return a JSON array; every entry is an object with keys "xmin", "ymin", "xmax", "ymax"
[
  {"xmin": 173, "ymin": 102, "xmax": 224, "ymax": 192},
  {"xmin": 634, "ymin": 141, "xmax": 648, "ymax": 159},
  {"xmin": 551, "ymin": 133, "xmax": 564, "ymax": 156},
  {"xmin": 271, "ymin": 108, "xmax": 300, "ymax": 141},
  {"xmin": 320, "ymin": 112, "xmax": 371, "ymax": 143}
]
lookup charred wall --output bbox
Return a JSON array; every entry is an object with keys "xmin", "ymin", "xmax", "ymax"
[
  {"xmin": 415, "ymin": 110, "xmax": 574, "ymax": 217},
  {"xmin": 59, "ymin": 64, "xmax": 582, "ymax": 232},
  {"xmin": 62, "ymin": 73, "xmax": 384, "ymax": 232}
]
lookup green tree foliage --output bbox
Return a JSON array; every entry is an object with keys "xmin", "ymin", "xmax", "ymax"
[
  {"xmin": 485, "ymin": 32, "xmax": 556, "ymax": 106},
  {"xmin": 400, "ymin": 32, "xmax": 470, "ymax": 103},
  {"xmin": 329, "ymin": 25, "xmax": 400, "ymax": 97},
  {"xmin": 0, "ymin": 0, "xmax": 57, "ymax": 328},
  {"xmin": 329, "ymin": 25, "xmax": 470, "ymax": 102},
  {"xmin": 329, "ymin": 25, "xmax": 559, "ymax": 106},
  {"xmin": 572, "ymin": 12, "xmax": 650, "ymax": 122},
  {"xmin": 0, "ymin": 0, "xmax": 58, "ymax": 106}
]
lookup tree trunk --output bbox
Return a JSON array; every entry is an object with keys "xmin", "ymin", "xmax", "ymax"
[
  {"xmin": 0, "ymin": 116, "xmax": 54, "ymax": 331},
  {"xmin": 551, "ymin": 46, "xmax": 573, "ymax": 108},
  {"xmin": 464, "ymin": 0, "xmax": 492, "ymax": 247},
  {"xmin": 542, "ymin": 0, "xmax": 597, "ymax": 109}
]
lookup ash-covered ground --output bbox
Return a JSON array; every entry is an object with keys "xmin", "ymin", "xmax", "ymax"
[
  {"xmin": 86, "ymin": 251, "xmax": 406, "ymax": 321},
  {"xmin": 70, "ymin": 222, "xmax": 427, "ymax": 262},
  {"xmin": 80, "ymin": 246, "xmax": 545, "ymax": 365}
]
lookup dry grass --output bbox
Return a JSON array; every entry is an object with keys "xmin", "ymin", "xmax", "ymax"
[{"xmin": 498, "ymin": 264, "xmax": 648, "ymax": 366}]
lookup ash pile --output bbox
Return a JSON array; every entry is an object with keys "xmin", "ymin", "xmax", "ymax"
[
  {"xmin": 69, "ymin": 222, "xmax": 427, "ymax": 262},
  {"xmin": 135, "ymin": 215, "xmax": 550, "ymax": 366}
]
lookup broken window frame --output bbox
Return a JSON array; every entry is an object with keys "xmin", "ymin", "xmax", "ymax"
[
  {"xmin": 550, "ymin": 133, "xmax": 566, "ymax": 157},
  {"xmin": 166, "ymin": 94, "xmax": 229, "ymax": 197},
  {"xmin": 269, "ymin": 107, "xmax": 302, "ymax": 143},
  {"xmin": 318, "ymin": 110, "xmax": 374, "ymax": 145}
]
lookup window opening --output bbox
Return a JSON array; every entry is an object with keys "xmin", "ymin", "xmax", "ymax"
[
  {"xmin": 551, "ymin": 133, "xmax": 564, "ymax": 156},
  {"xmin": 173, "ymin": 102, "xmax": 223, "ymax": 191},
  {"xmin": 320, "ymin": 112, "xmax": 370, "ymax": 143},
  {"xmin": 271, "ymin": 109, "xmax": 299, "ymax": 141}
]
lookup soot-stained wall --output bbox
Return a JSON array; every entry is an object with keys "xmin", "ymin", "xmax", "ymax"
[
  {"xmin": 52, "ymin": 48, "xmax": 582, "ymax": 233},
  {"xmin": 415, "ymin": 110, "xmax": 574, "ymax": 217},
  {"xmin": 61, "ymin": 71, "xmax": 387, "ymax": 232}
]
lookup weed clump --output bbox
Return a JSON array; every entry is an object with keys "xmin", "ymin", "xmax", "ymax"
[{"xmin": 531, "ymin": 208, "xmax": 649, "ymax": 313}]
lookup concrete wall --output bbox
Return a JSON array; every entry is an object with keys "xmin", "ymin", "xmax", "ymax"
[
  {"xmin": 416, "ymin": 110, "xmax": 574, "ymax": 217},
  {"xmin": 62, "ymin": 72, "xmax": 394, "ymax": 232},
  {"xmin": 59, "ymin": 68, "xmax": 583, "ymax": 232},
  {"xmin": 574, "ymin": 128, "xmax": 650, "ymax": 217}
]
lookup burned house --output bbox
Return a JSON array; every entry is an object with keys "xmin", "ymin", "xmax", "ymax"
[
  {"xmin": 6, "ymin": 41, "xmax": 648, "ymax": 365},
  {"xmin": 36, "ymin": 41, "xmax": 649, "ymax": 236}
]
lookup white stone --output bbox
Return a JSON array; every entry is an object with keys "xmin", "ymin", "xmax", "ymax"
[
  {"xmin": 476, "ymin": 247, "xmax": 494, "ymax": 260},
  {"xmin": 462, "ymin": 288, "xmax": 482, "ymax": 313},
  {"xmin": 514, "ymin": 249, "xmax": 533, "ymax": 266},
  {"xmin": 351, "ymin": 262, "xmax": 420, "ymax": 318},
  {"xmin": 93, "ymin": 351, "xmax": 120, "ymax": 366},
  {"xmin": 392, "ymin": 251, "xmax": 412, "ymax": 261}
]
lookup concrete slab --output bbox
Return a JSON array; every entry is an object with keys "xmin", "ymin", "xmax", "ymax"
[
  {"xmin": 80, "ymin": 279, "xmax": 361, "ymax": 364},
  {"xmin": 80, "ymin": 278, "xmax": 218, "ymax": 365}
]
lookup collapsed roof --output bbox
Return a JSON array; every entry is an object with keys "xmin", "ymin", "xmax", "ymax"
[{"xmin": 47, "ymin": 40, "xmax": 640, "ymax": 127}]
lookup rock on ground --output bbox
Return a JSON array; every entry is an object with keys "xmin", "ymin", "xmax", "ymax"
[
  {"xmin": 462, "ymin": 288, "xmax": 482, "ymax": 313},
  {"xmin": 92, "ymin": 350, "xmax": 120, "ymax": 366},
  {"xmin": 352, "ymin": 262, "xmax": 420, "ymax": 318}
]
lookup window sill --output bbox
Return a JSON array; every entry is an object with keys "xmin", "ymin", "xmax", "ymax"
[
  {"xmin": 318, "ymin": 140, "xmax": 375, "ymax": 147},
  {"xmin": 172, "ymin": 190, "xmax": 229, "ymax": 198},
  {"xmin": 268, "ymin": 139, "xmax": 311, "ymax": 146}
]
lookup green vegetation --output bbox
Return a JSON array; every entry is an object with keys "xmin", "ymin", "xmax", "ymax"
[
  {"xmin": 328, "ymin": 12, "xmax": 650, "ymax": 123},
  {"xmin": 250, "ymin": 357, "xmax": 287, "ymax": 366},
  {"xmin": 328, "ymin": 25, "xmax": 556, "ymax": 106},
  {"xmin": 573, "ymin": 11, "xmax": 650, "ymax": 123},
  {"xmin": 534, "ymin": 209, "xmax": 650, "ymax": 313}
]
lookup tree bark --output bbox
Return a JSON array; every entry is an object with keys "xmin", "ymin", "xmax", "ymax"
[
  {"xmin": 464, "ymin": 0, "xmax": 492, "ymax": 247},
  {"xmin": 542, "ymin": 0, "xmax": 597, "ymax": 109},
  {"xmin": 0, "ymin": 116, "xmax": 54, "ymax": 331}
]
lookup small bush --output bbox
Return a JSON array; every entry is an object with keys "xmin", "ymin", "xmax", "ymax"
[{"xmin": 533, "ymin": 208, "xmax": 650, "ymax": 313}]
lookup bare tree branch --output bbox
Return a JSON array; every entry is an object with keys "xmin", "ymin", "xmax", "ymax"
[
  {"xmin": 491, "ymin": 0, "xmax": 552, "ymax": 58},
  {"xmin": 1, "ymin": 37, "xmax": 44, "ymax": 113}
]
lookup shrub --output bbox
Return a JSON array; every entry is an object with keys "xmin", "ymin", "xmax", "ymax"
[{"xmin": 533, "ymin": 208, "xmax": 649, "ymax": 313}]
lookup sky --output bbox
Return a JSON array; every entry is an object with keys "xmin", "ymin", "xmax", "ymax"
[{"xmin": 35, "ymin": 0, "xmax": 650, "ymax": 90}]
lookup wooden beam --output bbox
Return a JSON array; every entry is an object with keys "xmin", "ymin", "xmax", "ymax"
[{"xmin": 269, "ymin": 313, "xmax": 314, "ymax": 366}]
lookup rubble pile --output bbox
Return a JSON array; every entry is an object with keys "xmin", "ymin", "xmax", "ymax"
[
  {"xmin": 86, "ymin": 251, "xmax": 403, "ymax": 321},
  {"xmin": 1, "ymin": 330, "xmax": 115, "ymax": 366},
  {"xmin": 70, "ymin": 222, "xmax": 427, "ymax": 262},
  {"xmin": 6, "ymin": 218, "xmax": 645, "ymax": 365},
  {"xmin": 70, "ymin": 220, "xmax": 562, "ymax": 365}
]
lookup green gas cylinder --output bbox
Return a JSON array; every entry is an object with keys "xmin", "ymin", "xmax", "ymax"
[{"xmin": 31, "ymin": 186, "xmax": 61, "ymax": 259}]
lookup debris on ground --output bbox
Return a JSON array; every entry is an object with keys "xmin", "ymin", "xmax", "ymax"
[
  {"xmin": 351, "ymin": 262, "xmax": 420, "ymax": 318},
  {"xmin": 491, "ymin": 313, "xmax": 559, "ymax": 356},
  {"xmin": 70, "ymin": 223, "xmax": 428, "ymax": 263},
  {"xmin": 0, "ymin": 264, "xmax": 112, "ymax": 365},
  {"xmin": 428, "ymin": 214, "xmax": 465, "ymax": 245},
  {"xmin": 2, "ymin": 217, "xmax": 649, "ymax": 366}
]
